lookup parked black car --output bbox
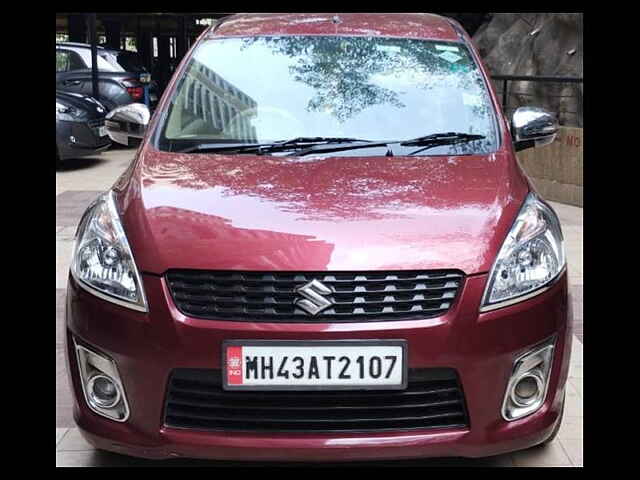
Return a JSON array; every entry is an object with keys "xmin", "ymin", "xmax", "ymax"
[
  {"xmin": 55, "ymin": 42, "xmax": 158, "ymax": 112},
  {"xmin": 56, "ymin": 90, "xmax": 111, "ymax": 164}
]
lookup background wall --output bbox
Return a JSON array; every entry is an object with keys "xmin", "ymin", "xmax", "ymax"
[
  {"xmin": 518, "ymin": 127, "xmax": 583, "ymax": 207},
  {"xmin": 470, "ymin": 13, "xmax": 583, "ymax": 206},
  {"xmin": 473, "ymin": 13, "xmax": 583, "ymax": 128}
]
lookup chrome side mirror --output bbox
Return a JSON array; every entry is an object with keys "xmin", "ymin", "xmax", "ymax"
[
  {"xmin": 105, "ymin": 103, "xmax": 151, "ymax": 146},
  {"xmin": 511, "ymin": 107, "xmax": 559, "ymax": 152}
]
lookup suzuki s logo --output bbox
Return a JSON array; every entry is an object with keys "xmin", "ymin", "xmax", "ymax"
[{"xmin": 295, "ymin": 279, "xmax": 333, "ymax": 316}]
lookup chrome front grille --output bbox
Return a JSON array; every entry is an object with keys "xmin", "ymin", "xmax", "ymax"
[{"xmin": 166, "ymin": 270, "xmax": 464, "ymax": 322}]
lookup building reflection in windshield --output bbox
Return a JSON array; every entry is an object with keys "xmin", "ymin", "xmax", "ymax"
[{"xmin": 176, "ymin": 59, "xmax": 258, "ymax": 142}]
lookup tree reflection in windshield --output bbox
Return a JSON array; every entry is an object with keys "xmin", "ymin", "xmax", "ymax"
[{"xmin": 241, "ymin": 36, "xmax": 406, "ymax": 122}]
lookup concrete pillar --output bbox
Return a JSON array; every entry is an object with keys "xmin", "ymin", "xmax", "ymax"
[
  {"xmin": 137, "ymin": 30, "xmax": 153, "ymax": 73},
  {"xmin": 88, "ymin": 13, "xmax": 99, "ymax": 100},
  {"xmin": 103, "ymin": 20, "xmax": 122, "ymax": 50},
  {"xmin": 176, "ymin": 15, "xmax": 189, "ymax": 60},
  {"xmin": 68, "ymin": 14, "xmax": 87, "ymax": 43},
  {"xmin": 157, "ymin": 35, "xmax": 171, "ymax": 92}
]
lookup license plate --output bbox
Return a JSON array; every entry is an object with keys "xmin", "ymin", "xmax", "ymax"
[
  {"xmin": 98, "ymin": 126, "xmax": 107, "ymax": 137},
  {"xmin": 223, "ymin": 340, "xmax": 407, "ymax": 391},
  {"xmin": 150, "ymin": 94, "xmax": 158, "ymax": 102}
]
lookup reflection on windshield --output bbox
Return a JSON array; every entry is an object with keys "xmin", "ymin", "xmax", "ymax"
[
  {"xmin": 159, "ymin": 35, "xmax": 498, "ymax": 155},
  {"xmin": 165, "ymin": 60, "xmax": 259, "ymax": 142}
]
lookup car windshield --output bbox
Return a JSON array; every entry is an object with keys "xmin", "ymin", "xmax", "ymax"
[{"xmin": 157, "ymin": 35, "xmax": 499, "ymax": 155}]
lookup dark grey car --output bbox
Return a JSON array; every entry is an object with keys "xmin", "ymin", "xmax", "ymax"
[
  {"xmin": 56, "ymin": 42, "xmax": 157, "ymax": 112},
  {"xmin": 56, "ymin": 90, "xmax": 111, "ymax": 164}
]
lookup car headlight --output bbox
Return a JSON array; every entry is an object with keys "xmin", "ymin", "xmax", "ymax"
[
  {"xmin": 56, "ymin": 102, "xmax": 74, "ymax": 115},
  {"xmin": 56, "ymin": 101, "xmax": 84, "ymax": 119},
  {"xmin": 70, "ymin": 190, "xmax": 148, "ymax": 312},
  {"xmin": 481, "ymin": 193, "xmax": 565, "ymax": 311},
  {"xmin": 56, "ymin": 102, "xmax": 69, "ymax": 113},
  {"xmin": 84, "ymin": 96, "xmax": 107, "ymax": 112}
]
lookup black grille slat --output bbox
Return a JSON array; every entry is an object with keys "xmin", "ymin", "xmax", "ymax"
[
  {"xmin": 173, "ymin": 293, "xmax": 455, "ymax": 307},
  {"xmin": 165, "ymin": 416, "xmax": 468, "ymax": 432},
  {"xmin": 167, "ymin": 271, "xmax": 460, "ymax": 283},
  {"xmin": 87, "ymin": 119, "xmax": 105, "ymax": 128},
  {"xmin": 168, "ymin": 397, "xmax": 463, "ymax": 411},
  {"xmin": 170, "ymin": 380, "xmax": 459, "ymax": 399},
  {"xmin": 164, "ymin": 369, "xmax": 469, "ymax": 433},
  {"xmin": 166, "ymin": 408, "xmax": 463, "ymax": 424},
  {"xmin": 170, "ymin": 385, "xmax": 459, "ymax": 401},
  {"xmin": 170, "ymin": 283, "xmax": 458, "ymax": 296},
  {"xmin": 176, "ymin": 304, "xmax": 452, "ymax": 317},
  {"xmin": 167, "ymin": 270, "xmax": 464, "ymax": 322},
  {"xmin": 168, "ymin": 279, "xmax": 460, "ymax": 288}
]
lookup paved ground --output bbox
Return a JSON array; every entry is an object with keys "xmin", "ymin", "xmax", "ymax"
[{"xmin": 56, "ymin": 148, "xmax": 583, "ymax": 467}]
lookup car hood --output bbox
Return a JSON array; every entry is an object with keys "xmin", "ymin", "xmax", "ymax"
[
  {"xmin": 118, "ymin": 147, "xmax": 529, "ymax": 275},
  {"xmin": 56, "ymin": 91, "xmax": 107, "ymax": 116}
]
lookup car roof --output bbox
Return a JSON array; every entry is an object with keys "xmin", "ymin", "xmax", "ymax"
[
  {"xmin": 210, "ymin": 13, "xmax": 462, "ymax": 42},
  {"xmin": 58, "ymin": 43, "xmax": 140, "ymax": 56},
  {"xmin": 57, "ymin": 41, "xmax": 106, "ymax": 50}
]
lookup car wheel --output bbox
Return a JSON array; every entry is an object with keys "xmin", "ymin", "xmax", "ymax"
[{"xmin": 56, "ymin": 146, "xmax": 62, "ymax": 168}]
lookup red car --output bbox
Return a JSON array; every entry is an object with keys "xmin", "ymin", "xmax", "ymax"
[{"xmin": 65, "ymin": 13, "xmax": 572, "ymax": 462}]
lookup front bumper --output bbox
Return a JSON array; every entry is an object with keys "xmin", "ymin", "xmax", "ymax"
[
  {"xmin": 57, "ymin": 119, "xmax": 111, "ymax": 160},
  {"xmin": 65, "ymin": 271, "xmax": 572, "ymax": 461}
]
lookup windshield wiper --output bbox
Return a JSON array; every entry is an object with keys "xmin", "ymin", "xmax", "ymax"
[
  {"xmin": 176, "ymin": 133, "xmax": 485, "ymax": 157},
  {"xmin": 177, "ymin": 142, "xmax": 270, "ymax": 154},
  {"xmin": 401, "ymin": 132, "xmax": 486, "ymax": 146},
  {"xmin": 274, "ymin": 136, "xmax": 368, "ymax": 146},
  {"xmin": 176, "ymin": 137, "xmax": 368, "ymax": 155},
  {"xmin": 401, "ymin": 132, "xmax": 486, "ymax": 155},
  {"xmin": 291, "ymin": 133, "xmax": 487, "ymax": 157}
]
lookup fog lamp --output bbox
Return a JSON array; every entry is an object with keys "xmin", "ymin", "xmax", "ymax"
[
  {"xmin": 87, "ymin": 374, "xmax": 121, "ymax": 408},
  {"xmin": 502, "ymin": 337, "xmax": 555, "ymax": 421},
  {"xmin": 511, "ymin": 374, "xmax": 543, "ymax": 407},
  {"xmin": 74, "ymin": 339, "xmax": 130, "ymax": 422}
]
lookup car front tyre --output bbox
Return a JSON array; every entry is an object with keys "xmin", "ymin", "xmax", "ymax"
[{"xmin": 56, "ymin": 145, "xmax": 63, "ymax": 168}]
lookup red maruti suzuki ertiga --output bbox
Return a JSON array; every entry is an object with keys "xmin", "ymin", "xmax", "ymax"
[{"xmin": 65, "ymin": 13, "xmax": 572, "ymax": 461}]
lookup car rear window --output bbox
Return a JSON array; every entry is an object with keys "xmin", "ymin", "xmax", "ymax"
[
  {"xmin": 71, "ymin": 48, "xmax": 125, "ymax": 72},
  {"xmin": 116, "ymin": 52, "xmax": 147, "ymax": 73},
  {"xmin": 56, "ymin": 49, "xmax": 85, "ymax": 72}
]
